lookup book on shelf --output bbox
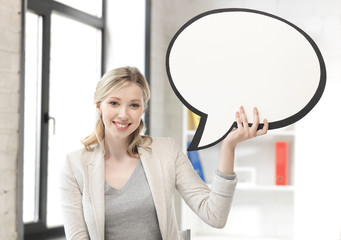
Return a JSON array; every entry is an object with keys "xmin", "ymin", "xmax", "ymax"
[
  {"xmin": 187, "ymin": 110, "xmax": 200, "ymax": 130},
  {"xmin": 275, "ymin": 141, "xmax": 289, "ymax": 185},
  {"xmin": 187, "ymin": 141, "xmax": 205, "ymax": 182}
]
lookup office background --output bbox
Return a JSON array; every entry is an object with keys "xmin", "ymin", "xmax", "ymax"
[{"xmin": 1, "ymin": 0, "xmax": 341, "ymax": 239}]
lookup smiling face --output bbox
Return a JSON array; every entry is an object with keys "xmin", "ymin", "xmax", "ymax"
[{"xmin": 98, "ymin": 83, "xmax": 145, "ymax": 143}]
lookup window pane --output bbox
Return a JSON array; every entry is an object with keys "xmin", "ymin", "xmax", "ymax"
[
  {"xmin": 55, "ymin": 0, "xmax": 102, "ymax": 17},
  {"xmin": 105, "ymin": 0, "xmax": 146, "ymax": 71},
  {"xmin": 47, "ymin": 12, "xmax": 101, "ymax": 227},
  {"xmin": 23, "ymin": 12, "xmax": 42, "ymax": 223}
]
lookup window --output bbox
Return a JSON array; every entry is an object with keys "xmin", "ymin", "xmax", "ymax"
[
  {"xmin": 55, "ymin": 0, "xmax": 103, "ymax": 17},
  {"xmin": 23, "ymin": 11, "xmax": 42, "ymax": 224},
  {"xmin": 47, "ymin": 12, "xmax": 101, "ymax": 227},
  {"xmin": 23, "ymin": 0, "xmax": 104, "ymax": 238},
  {"xmin": 22, "ymin": 0, "xmax": 151, "ymax": 238}
]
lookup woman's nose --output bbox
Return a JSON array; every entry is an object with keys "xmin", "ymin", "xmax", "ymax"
[{"xmin": 118, "ymin": 106, "xmax": 128, "ymax": 120}]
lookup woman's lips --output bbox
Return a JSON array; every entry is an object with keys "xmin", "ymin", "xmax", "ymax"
[{"xmin": 113, "ymin": 121, "xmax": 130, "ymax": 130}]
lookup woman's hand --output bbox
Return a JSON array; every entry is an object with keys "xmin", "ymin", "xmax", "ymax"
[
  {"xmin": 218, "ymin": 106, "xmax": 268, "ymax": 175},
  {"xmin": 222, "ymin": 106, "xmax": 268, "ymax": 149}
]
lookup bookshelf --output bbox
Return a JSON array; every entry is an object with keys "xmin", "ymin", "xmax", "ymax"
[{"xmin": 181, "ymin": 108, "xmax": 295, "ymax": 239}]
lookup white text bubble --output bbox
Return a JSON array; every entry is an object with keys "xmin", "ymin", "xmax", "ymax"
[{"xmin": 166, "ymin": 8, "xmax": 326, "ymax": 151}]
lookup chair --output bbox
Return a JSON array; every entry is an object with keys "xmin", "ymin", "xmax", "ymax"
[{"xmin": 179, "ymin": 229, "xmax": 191, "ymax": 240}]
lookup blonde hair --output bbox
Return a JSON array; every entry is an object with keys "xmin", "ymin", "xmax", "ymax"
[{"xmin": 82, "ymin": 66, "xmax": 152, "ymax": 157}]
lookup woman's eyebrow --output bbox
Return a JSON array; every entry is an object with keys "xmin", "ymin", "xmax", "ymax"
[
  {"xmin": 107, "ymin": 97, "xmax": 141, "ymax": 102},
  {"xmin": 107, "ymin": 97, "xmax": 120, "ymax": 100}
]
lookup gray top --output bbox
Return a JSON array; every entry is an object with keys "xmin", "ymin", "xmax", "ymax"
[
  {"xmin": 215, "ymin": 169, "xmax": 236, "ymax": 180},
  {"xmin": 105, "ymin": 158, "xmax": 236, "ymax": 240},
  {"xmin": 105, "ymin": 159, "xmax": 162, "ymax": 240}
]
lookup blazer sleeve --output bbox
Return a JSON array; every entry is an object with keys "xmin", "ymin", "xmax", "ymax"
[
  {"xmin": 60, "ymin": 155, "xmax": 90, "ymax": 240},
  {"xmin": 172, "ymin": 138, "xmax": 238, "ymax": 228}
]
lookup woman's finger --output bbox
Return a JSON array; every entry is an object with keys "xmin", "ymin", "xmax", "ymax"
[
  {"xmin": 251, "ymin": 107, "xmax": 260, "ymax": 135},
  {"xmin": 256, "ymin": 118, "xmax": 269, "ymax": 136},
  {"xmin": 236, "ymin": 111, "xmax": 243, "ymax": 129},
  {"xmin": 240, "ymin": 106, "xmax": 248, "ymax": 128}
]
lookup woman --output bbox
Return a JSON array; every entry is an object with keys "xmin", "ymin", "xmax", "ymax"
[{"xmin": 60, "ymin": 66, "xmax": 268, "ymax": 240}]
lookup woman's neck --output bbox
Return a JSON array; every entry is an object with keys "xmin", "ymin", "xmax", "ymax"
[{"xmin": 104, "ymin": 135, "xmax": 130, "ymax": 161}]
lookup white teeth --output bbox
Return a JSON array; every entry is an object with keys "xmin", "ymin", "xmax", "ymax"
[{"xmin": 116, "ymin": 123, "xmax": 128, "ymax": 128}]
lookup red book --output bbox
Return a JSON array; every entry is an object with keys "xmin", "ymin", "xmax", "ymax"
[{"xmin": 275, "ymin": 141, "xmax": 288, "ymax": 185}]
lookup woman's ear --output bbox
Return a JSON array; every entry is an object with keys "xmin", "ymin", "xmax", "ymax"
[{"xmin": 96, "ymin": 103, "xmax": 102, "ymax": 115}]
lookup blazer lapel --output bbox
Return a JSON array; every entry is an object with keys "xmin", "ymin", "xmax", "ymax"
[
  {"xmin": 139, "ymin": 147, "xmax": 168, "ymax": 239},
  {"xmin": 87, "ymin": 146, "xmax": 105, "ymax": 240}
]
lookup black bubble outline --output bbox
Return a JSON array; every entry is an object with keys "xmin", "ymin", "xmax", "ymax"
[{"xmin": 165, "ymin": 8, "xmax": 326, "ymax": 151}]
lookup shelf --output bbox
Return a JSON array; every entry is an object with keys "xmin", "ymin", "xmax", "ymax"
[
  {"xmin": 236, "ymin": 184, "xmax": 294, "ymax": 192},
  {"xmin": 186, "ymin": 130, "xmax": 196, "ymax": 136},
  {"xmin": 267, "ymin": 128, "xmax": 295, "ymax": 136},
  {"xmin": 182, "ymin": 107, "xmax": 296, "ymax": 239},
  {"xmin": 186, "ymin": 129, "xmax": 295, "ymax": 138},
  {"xmin": 207, "ymin": 183, "xmax": 294, "ymax": 192}
]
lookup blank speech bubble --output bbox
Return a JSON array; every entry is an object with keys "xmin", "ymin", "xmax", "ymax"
[{"xmin": 166, "ymin": 8, "xmax": 326, "ymax": 151}]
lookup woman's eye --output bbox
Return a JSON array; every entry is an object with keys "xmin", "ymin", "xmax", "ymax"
[
  {"xmin": 130, "ymin": 103, "xmax": 140, "ymax": 108},
  {"xmin": 110, "ymin": 102, "xmax": 119, "ymax": 106}
]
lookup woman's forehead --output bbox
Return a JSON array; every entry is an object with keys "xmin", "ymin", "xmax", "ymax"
[{"xmin": 107, "ymin": 83, "xmax": 144, "ymax": 100}]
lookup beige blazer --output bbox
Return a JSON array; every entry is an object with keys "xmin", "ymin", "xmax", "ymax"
[{"xmin": 60, "ymin": 137, "xmax": 237, "ymax": 240}]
